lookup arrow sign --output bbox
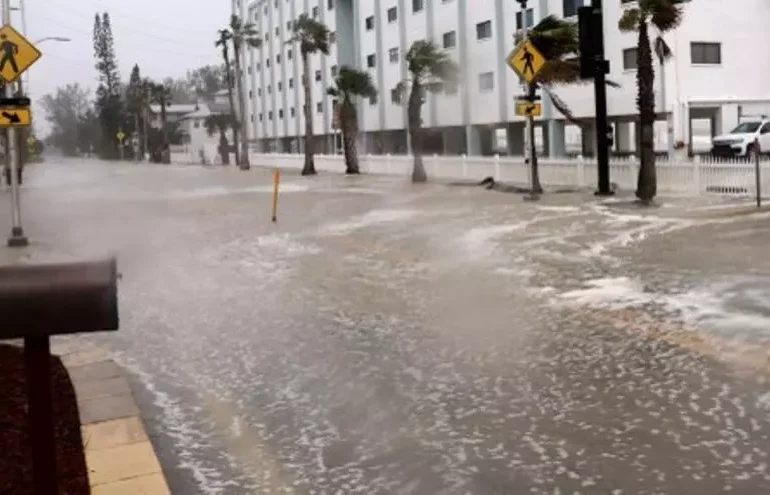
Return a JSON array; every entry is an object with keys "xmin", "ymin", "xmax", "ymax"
[
  {"xmin": 0, "ymin": 106, "xmax": 30, "ymax": 127},
  {"xmin": 2, "ymin": 111, "xmax": 20, "ymax": 123}
]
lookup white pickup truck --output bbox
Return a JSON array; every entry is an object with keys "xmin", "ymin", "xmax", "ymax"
[{"xmin": 711, "ymin": 119, "xmax": 770, "ymax": 158}]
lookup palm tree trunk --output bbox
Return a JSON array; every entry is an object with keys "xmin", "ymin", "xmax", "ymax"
[
  {"xmin": 301, "ymin": 52, "xmax": 316, "ymax": 175},
  {"xmin": 341, "ymin": 99, "xmax": 359, "ymax": 174},
  {"xmin": 219, "ymin": 132, "xmax": 230, "ymax": 165},
  {"xmin": 636, "ymin": 19, "xmax": 657, "ymax": 203},
  {"xmin": 527, "ymin": 83, "xmax": 543, "ymax": 194},
  {"xmin": 223, "ymin": 48, "xmax": 241, "ymax": 166},
  {"xmin": 408, "ymin": 84, "xmax": 426, "ymax": 182},
  {"xmin": 233, "ymin": 42, "xmax": 251, "ymax": 170}
]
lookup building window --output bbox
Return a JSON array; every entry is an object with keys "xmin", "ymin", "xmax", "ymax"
[
  {"xmin": 287, "ymin": 49, "xmax": 292, "ymax": 59},
  {"xmin": 249, "ymin": 90, "xmax": 253, "ymax": 99},
  {"xmin": 387, "ymin": 7, "xmax": 397, "ymax": 23},
  {"xmin": 317, "ymin": 102, "xmax": 323, "ymax": 113},
  {"xmin": 312, "ymin": 6, "xmax": 319, "ymax": 18},
  {"xmin": 328, "ymin": 0, "xmax": 333, "ymax": 9},
  {"xmin": 563, "ymin": 0, "xmax": 585, "ymax": 18},
  {"xmin": 515, "ymin": 9, "xmax": 534, "ymax": 30},
  {"xmin": 390, "ymin": 89, "xmax": 399, "ymax": 103},
  {"xmin": 315, "ymin": 70, "xmax": 322, "ymax": 81},
  {"xmin": 369, "ymin": 93, "xmax": 377, "ymax": 105},
  {"xmin": 389, "ymin": 47, "xmax": 399, "ymax": 63},
  {"xmin": 365, "ymin": 16, "xmax": 374, "ymax": 31},
  {"xmin": 289, "ymin": 78, "xmax": 294, "ymax": 88},
  {"xmin": 476, "ymin": 20, "xmax": 492, "ymax": 40},
  {"xmin": 444, "ymin": 81, "xmax": 458, "ymax": 95},
  {"xmin": 479, "ymin": 71, "xmax": 494, "ymax": 91},
  {"xmin": 258, "ymin": 88, "xmax": 262, "ymax": 96},
  {"xmin": 331, "ymin": 65, "xmax": 338, "ymax": 76},
  {"xmin": 268, "ymin": 111, "xmax": 273, "ymax": 120},
  {"xmin": 195, "ymin": 119, "xmax": 201, "ymax": 127},
  {"xmin": 267, "ymin": 84, "xmax": 272, "ymax": 94},
  {"xmin": 291, "ymin": 107, "xmax": 295, "ymax": 117},
  {"xmin": 259, "ymin": 113, "xmax": 263, "ymax": 121},
  {"xmin": 330, "ymin": 32, "xmax": 336, "ymax": 43},
  {"xmin": 622, "ymin": 48, "xmax": 637, "ymax": 70},
  {"xmin": 443, "ymin": 31, "xmax": 456, "ymax": 49},
  {"xmin": 278, "ymin": 81, "xmax": 283, "ymax": 91},
  {"xmin": 275, "ymin": 27, "xmax": 279, "ymax": 36},
  {"xmin": 412, "ymin": 0, "xmax": 424, "ymax": 13},
  {"xmin": 276, "ymin": 54, "xmax": 281, "ymax": 64},
  {"xmin": 367, "ymin": 54, "xmax": 376, "ymax": 68},
  {"xmin": 279, "ymin": 109, "xmax": 284, "ymax": 118},
  {"xmin": 266, "ymin": 58, "xmax": 271, "ymax": 68},
  {"xmin": 691, "ymin": 42, "xmax": 721, "ymax": 64},
  {"xmin": 286, "ymin": 20, "xmax": 291, "ymax": 30},
  {"xmin": 265, "ymin": 33, "xmax": 270, "ymax": 42}
]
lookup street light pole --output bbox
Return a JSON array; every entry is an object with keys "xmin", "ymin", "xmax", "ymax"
[{"xmin": 4, "ymin": 0, "xmax": 27, "ymax": 247}]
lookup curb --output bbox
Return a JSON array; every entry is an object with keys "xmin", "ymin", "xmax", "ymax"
[{"xmin": 53, "ymin": 341, "xmax": 170, "ymax": 495}]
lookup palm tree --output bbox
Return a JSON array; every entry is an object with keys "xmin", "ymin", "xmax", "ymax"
[
  {"xmin": 147, "ymin": 80, "xmax": 173, "ymax": 163},
  {"xmin": 394, "ymin": 40, "xmax": 458, "ymax": 183},
  {"xmin": 204, "ymin": 113, "xmax": 236, "ymax": 165},
  {"xmin": 215, "ymin": 28, "xmax": 241, "ymax": 166},
  {"xmin": 619, "ymin": 0, "xmax": 688, "ymax": 204},
  {"xmin": 289, "ymin": 13, "xmax": 330, "ymax": 176},
  {"xmin": 516, "ymin": 15, "xmax": 617, "ymax": 194},
  {"xmin": 227, "ymin": 14, "xmax": 261, "ymax": 171},
  {"xmin": 326, "ymin": 66, "xmax": 377, "ymax": 174}
]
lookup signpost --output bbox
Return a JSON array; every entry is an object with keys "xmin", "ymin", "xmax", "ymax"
[
  {"xmin": 117, "ymin": 129, "xmax": 125, "ymax": 160},
  {"xmin": 507, "ymin": 2, "xmax": 547, "ymax": 199},
  {"xmin": 0, "ymin": 4, "xmax": 39, "ymax": 247},
  {"xmin": 515, "ymin": 101, "xmax": 542, "ymax": 118}
]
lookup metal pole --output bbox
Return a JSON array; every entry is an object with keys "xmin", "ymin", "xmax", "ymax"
[
  {"xmin": 592, "ymin": 0, "xmax": 612, "ymax": 196},
  {"xmin": 660, "ymin": 56, "xmax": 675, "ymax": 160},
  {"xmin": 755, "ymin": 139, "xmax": 762, "ymax": 208},
  {"xmin": 4, "ymin": 0, "xmax": 27, "ymax": 247}
]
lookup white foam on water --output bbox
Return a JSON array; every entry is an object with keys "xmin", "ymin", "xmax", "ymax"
[
  {"xmin": 168, "ymin": 183, "xmax": 309, "ymax": 199},
  {"xmin": 321, "ymin": 209, "xmax": 420, "ymax": 235},
  {"xmin": 254, "ymin": 233, "xmax": 321, "ymax": 256},
  {"xmin": 458, "ymin": 222, "xmax": 531, "ymax": 254},
  {"xmin": 557, "ymin": 277, "xmax": 655, "ymax": 308}
]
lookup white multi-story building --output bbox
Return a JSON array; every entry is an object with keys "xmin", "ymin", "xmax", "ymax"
[{"xmin": 234, "ymin": 0, "xmax": 770, "ymax": 157}]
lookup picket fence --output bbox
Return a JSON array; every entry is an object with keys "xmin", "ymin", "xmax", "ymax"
[{"xmin": 170, "ymin": 146, "xmax": 770, "ymax": 197}]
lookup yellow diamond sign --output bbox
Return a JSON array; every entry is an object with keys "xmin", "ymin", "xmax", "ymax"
[
  {"xmin": 507, "ymin": 40, "xmax": 546, "ymax": 84},
  {"xmin": 0, "ymin": 24, "xmax": 42, "ymax": 83}
]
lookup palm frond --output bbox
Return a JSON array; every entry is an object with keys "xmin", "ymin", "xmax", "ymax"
[
  {"xmin": 618, "ymin": 7, "xmax": 642, "ymax": 32},
  {"xmin": 539, "ymin": 84, "xmax": 580, "ymax": 126},
  {"xmin": 645, "ymin": 0, "xmax": 687, "ymax": 32},
  {"xmin": 654, "ymin": 36, "xmax": 673, "ymax": 61}
]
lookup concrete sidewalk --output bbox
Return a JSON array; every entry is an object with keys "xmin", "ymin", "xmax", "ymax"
[{"xmin": 53, "ymin": 341, "xmax": 169, "ymax": 494}]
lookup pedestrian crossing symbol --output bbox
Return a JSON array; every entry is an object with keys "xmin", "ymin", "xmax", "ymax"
[
  {"xmin": 0, "ymin": 24, "xmax": 41, "ymax": 83},
  {"xmin": 507, "ymin": 40, "xmax": 546, "ymax": 84}
]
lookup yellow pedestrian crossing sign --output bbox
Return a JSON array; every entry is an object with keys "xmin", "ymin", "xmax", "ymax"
[
  {"xmin": 515, "ymin": 101, "xmax": 542, "ymax": 117},
  {"xmin": 507, "ymin": 40, "xmax": 546, "ymax": 84},
  {"xmin": 116, "ymin": 130, "xmax": 125, "ymax": 141},
  {"xmin": 0, "ymin": 24, "xmax": 42, "ymax": 83}
]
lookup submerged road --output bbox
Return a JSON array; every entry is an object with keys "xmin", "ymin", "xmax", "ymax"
[{"xmin": 2, "ymin": 160, "xmax": 770, "ymax": 494}]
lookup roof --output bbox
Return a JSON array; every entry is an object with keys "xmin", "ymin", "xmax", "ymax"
[
  {"xmin": 148, "ymin": 103, "xmax": 200, "ymax": 115},
  {"xmin": 178, "ymin": 101, "xmax": 233, "ymax": 121}
]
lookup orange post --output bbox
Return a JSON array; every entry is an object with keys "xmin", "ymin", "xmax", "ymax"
[{"xmin": 271, "ymin": 169, "xmax": 280, "ymax": 222}]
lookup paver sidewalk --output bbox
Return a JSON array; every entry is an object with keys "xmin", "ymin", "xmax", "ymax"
[{"xmin": 53, "ymin": 341, "xmax": 170, "ymax": 494}]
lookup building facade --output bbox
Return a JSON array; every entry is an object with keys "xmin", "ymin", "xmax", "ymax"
[{"xmin": 235, "ymin": 0, "xmax": 770, "ymax": 157}]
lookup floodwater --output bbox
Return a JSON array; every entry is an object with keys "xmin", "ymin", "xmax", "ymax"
[{"xmin": 2, "ymin": 159, "xmax": 770, "ymax": 494}]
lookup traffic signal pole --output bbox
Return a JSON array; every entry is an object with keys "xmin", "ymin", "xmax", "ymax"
[{"xmin": 591, "ymin": 0, "xmax": 613, "ymax": 196}]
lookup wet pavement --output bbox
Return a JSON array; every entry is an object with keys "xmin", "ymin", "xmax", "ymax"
[{"xmin": 3, "ymin": 159, "xmax": 770, "ymax": 494}]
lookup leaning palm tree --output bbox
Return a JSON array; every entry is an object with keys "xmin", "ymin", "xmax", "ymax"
[
  {"xmin": 516, "ymin": 15, "xmax": 619, "ymax": 194},
  {"xmin": 227, "ymin": 14, "xmax": 261, "ymax": 171},
  {"xmin": 204, "ymin": 113, "xmax": 236, "ymax": 165},
  {"xmin": 394, "ymin": 40, "xmax": 458, "ymax": 183},
  {"xmin": 215, "ymin": 28, "xmax": 240, "ymax": 165},
  {"xmin": 619, "ymin": 0, "xmax": 688, "ymax": 204},
  {"xmin": 289, "ymin": 14, "xmax": 330, "ymax": 176},
  {"xmin": 326, "ymin": 66, "xmax": 377, "ymax": 174}
]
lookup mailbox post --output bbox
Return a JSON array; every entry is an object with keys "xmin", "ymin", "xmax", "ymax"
[{"xmin": 0, "ymin": 258, "xmax": 119, "ymax": 495}]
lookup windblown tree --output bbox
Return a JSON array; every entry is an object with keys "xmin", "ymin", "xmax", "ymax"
[
  {"xmin": 146, "ymin": 80, "xmax": 172, "ymax": 162},
  {"xmin": 394, "ymin": 41, "xmax": 458, "ymax": 182},
  {"xmin": 204, "ymin": 113, "xmax": 235, "ymax": 165},
  {"xmin": 619, "ymin": 0, "xmax": 688, "ymax": 204},
  {"xmin": 225, "ymin": 14, "xmax": 261, "ymax": 170},
  {"xmin": 326, "ymin": 66, "xmax": 377, "ymax": 174},
  {"xmin": 215, "ymin": 27, "xmax": 240, "ymax": 165},
  {"xmin": 289, "ymin": 14, "xmax": 330, "ymax": 176},
  {"xmin": 187, "ymin": 64, "xmax": 227, "ymax": 101},
  {"xmin": 40, "ymin": 83, "xmax": 92, "ymax": 156}
]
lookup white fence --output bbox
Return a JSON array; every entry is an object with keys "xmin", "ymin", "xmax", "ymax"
[{"xmin": 170, "ymin": 148, "xmax": 770, "ymax": 197}]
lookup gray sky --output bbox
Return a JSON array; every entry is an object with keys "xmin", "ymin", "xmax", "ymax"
[{"xmin": 22, "ymin": 0, "xmax": 230, "ymax": 134}]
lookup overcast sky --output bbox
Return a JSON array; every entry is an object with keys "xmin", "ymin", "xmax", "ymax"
[{"xmin": 22, "ymin": 0, "xmax": 231, "ymax": 134}]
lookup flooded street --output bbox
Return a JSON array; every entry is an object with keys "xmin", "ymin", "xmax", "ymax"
[{"xmin": 3, "ymin": 160, "xmax": 770, "ymax": 494}]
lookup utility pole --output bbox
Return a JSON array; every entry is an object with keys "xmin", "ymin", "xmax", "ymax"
[
  {"xmin": 579, "ymin": 0, "xmax": 613, "ymax": 196},
  {"xmin": 516, "ymin": 0, "xmax": 540, "ymax": 199},
  {"xmin": 143, "ymin": 85, "xmax": 149, "ymax": 161},
  {"xmin": 4, "ymin": 0, "xmax": 27, "ymax": 247}
]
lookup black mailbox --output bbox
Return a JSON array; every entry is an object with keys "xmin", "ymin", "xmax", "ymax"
[{"xmin": 0, "ymin": 258, "xmax": 119, "ymax": 339}]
